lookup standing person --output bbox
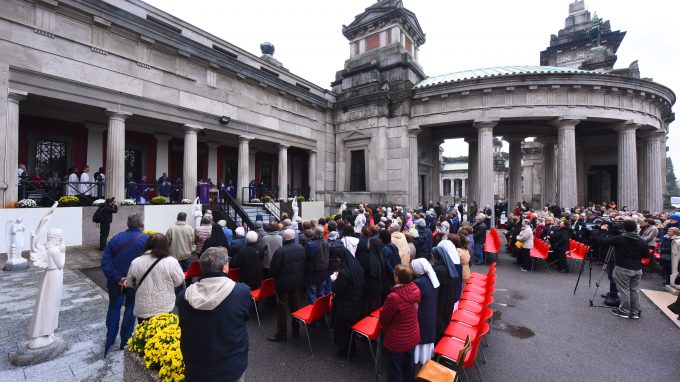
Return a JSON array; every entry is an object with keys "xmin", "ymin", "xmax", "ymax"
[
  {"xmin": 432, "ymin": 247, "xmax": 458, "ymax": 340},
  {"xmin": 218, "ymin": 220, "xmax": 234, "ymax": 247},
  {"xmin": 94, "ymin": 167, "xmax": 105, "ymax": 198},
  {"xmin": 201, "ymin": 223, "xmax": 229, "ymax": 256},
  {"xmin": 260, "ymin": 222, "xmax": 283, "ymax": 278},
  {"xmin": 483, "ymin": 205, "xmax": 492, "ymax": 228},
  {"xmin": 516, "ymin": 219, "xmax": 534, "ymax": 272},
  {"xmin": 157, "ymin": 172, "xmax": 171, "ymax": 198},
  {"xmin": 357, "ymin": 237, "xmax": 385, "ymax": 316},
  {"xmin": 389, "ymin": 223, "xmax": 411, "ymax": 265},
  {"xmin": 415, "ymin": 219, "xmax": 433, "ymax": 261},
  {"xmin": 267, "ymin": 229, "xmax": 306, "ymax": 342},
  {"xmin": 331, "ymin": 247, "xmax": 364, "ymax": 357},
  {"xmin": 194, "ymin": 217, "xmax": 213, "ymax": 255},
  {"xmin": 549, "ymin": 220, "xmax": 571, "ymax": 273},
  {"xmin": 354, "ymin": 208, "xmax": 367, "ymax": 234},
  {"xmin": 379, "ymin": 264, "xmax": 421, "ymax": 382},
  {"xmin": 598, "ymin": 220, "xmax": 649, "ymax": 319},
  {"xmin": 96, "ymin": 197, "xmax": 117, "ymax": 250},
  {"xmin": 341, "ymin": 225, "xmax": 359, "ymax": 256},
  {"xmin": 472, "ymin": 215, "xmax": 487, "ymax": 265},
  {"xmin": 177, "ymin": 247, "xmax": 251, "ymax": 382},
  {"xmin": 304, "ymin": 226, "xmax": 329, "ymax": 303},
  {"xmin": 410, "ymin": 258, "xmax": 439, "ymax": 366},
  {"xmin": 100, "ymin": 214, "xmax": 149, "ymax": 356},
  {"xmin": 229, "ymin": 227, "xmax": 246, "ymax": 259},
  {"xmin": 126, "ymin": 234, "xmax": 184, "ymax": 322},
  {"xmin": 66, "ymin": 167, "xmax": 79, "ymax": 196},
  {"xmin": 665, "ymin": 228, "xmax": 680, "ymax": 295},
  {"xmin": 457, "ymin": 233, "xmax": 472, "ymax": 284},
  {"xmin": 379, "ymin": 230, "xmax": 401, "ymax": 300},
  {"xmin": 231, "ymin": 231, "xmax": 263, "ymax": 291},
  {"xmin": 166, "ymin": 212, "xmax": 194, "ymax": 271},
  {"xmin": 79, "ymin": 165, "xmax": 92, "ymax": 196},
  {"xmin": 468, "ymin": 202, "xmax": 478, "ymax": 224}
]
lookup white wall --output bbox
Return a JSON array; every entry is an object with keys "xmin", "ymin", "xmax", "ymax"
[
  {"xmin": 301, "ymin": 201, "xmax": 325, "ymax": 220},
  {"xmin": 0, "ymin": 207, "xmax": 83, "ymax": 253},
  {"xmin": 143, "ymin": 204, "xmax": 194, "ymax": 233}
]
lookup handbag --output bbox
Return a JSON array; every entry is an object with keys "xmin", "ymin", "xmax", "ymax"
[
  {"xmin": 415, "ymin": 360, "xmax": 456, "ymax": 382},
  {"xmin": 514, "ymin": 240, "xmax": 524, "ymax": 249}
]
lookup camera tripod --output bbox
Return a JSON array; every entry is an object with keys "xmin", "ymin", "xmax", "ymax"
[
  {"xmin": 573, "ymin": 245, "xmax": 596, "ymax": 295},
  {"xmin": 586, "ymin": 246, "xmax": 615, "ymax": 308}
]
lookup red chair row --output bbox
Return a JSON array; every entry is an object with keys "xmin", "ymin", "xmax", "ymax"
[
  {"xmin": 483, "ymin": 228, "xmax": 502, "ymax": 257},
  {"xmin": 529, "ymin": 238, "xmax": 550, "ymax": 271},
  {"xmin": 183, "ymin": 262, "xmax": 240, "ymax": 282},
  {"xmin": 434, "ymin": 262, "xmax": 496, "ymax": 382}
]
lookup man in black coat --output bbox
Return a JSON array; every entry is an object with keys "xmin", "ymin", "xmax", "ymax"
[
  {"xmin": 268, "ymin": 229, "xmax": 306, "ymax": 342},
  {"xmin": 549, "ymin": 220, "xmax": 571, "ymax": 273},
  {"xmin": 97, "ymin": 197, "xmax": 117, "ymax": 250},
  {"xmin": 177, "ymin": 247, "xmax": 251, "ymax": 382},
  {"xmin": 231, "ymin": 231, "xmax": 263, "ymax": 291},
  {"xmin": 472, "ymin": 216, "xmax": 487, "ymax": 265}
]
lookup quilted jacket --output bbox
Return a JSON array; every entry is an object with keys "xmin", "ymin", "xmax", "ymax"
[
  {"xmin": 127, "ymin": 253, "xmax": 184, "ymax": 318},
  {"xmin": 380, "ymin": 282, "xmax": 421, "ymax": 353}
]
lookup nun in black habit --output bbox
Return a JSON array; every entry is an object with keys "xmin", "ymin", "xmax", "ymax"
[
  {"xmin": 432, "ymin": 246, "xmax": 460, "ymax": 340},
  {"xmin": 332, "ymin": 247, "xmax": 365, "ymax": 356}
]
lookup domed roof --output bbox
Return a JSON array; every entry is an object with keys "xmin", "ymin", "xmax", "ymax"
[{"xmin": 414, "ymin": 65, "xmax": 593, "ymax": 89}]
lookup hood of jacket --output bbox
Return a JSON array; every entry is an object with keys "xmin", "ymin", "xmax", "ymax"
[
  {"xmin": 392, "ymin": 282, "xmax": 420, "ymax": 304},
  {"xmin": 184, "ymin": 274, "xmax": 235, "ymax": 310}
]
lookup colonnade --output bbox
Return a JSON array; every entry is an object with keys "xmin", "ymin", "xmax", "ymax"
[{"xmin": 462, "ymin": 118, "xmax": 667, "ymax": 214}]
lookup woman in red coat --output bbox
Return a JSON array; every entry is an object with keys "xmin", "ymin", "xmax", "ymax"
[{"xmin": 379, "ymin": 264, "xmax": 421, "ymax": 382}]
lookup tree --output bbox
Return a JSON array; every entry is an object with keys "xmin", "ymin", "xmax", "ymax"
[{"xmin": 667, "ymin": 157, "xmax": 680, "ymax": 196}]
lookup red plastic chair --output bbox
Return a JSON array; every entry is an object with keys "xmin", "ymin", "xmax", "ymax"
[
  {"xmin": 347, "ymin": 316, "xmax": 380, "ymax": 362},
  {"xmin": 529, "ymin": 239, "xmax": 550, "ymax": 271},
  {"xmin": 370, "ymin": 307, "xmax": 382, "ymax": 318},
  {"xmin": 291, "ymin": 294, "xmax": 332, "ymax": 355},
  {"xmin": 436, "ymin": 321, "xmax": 489, "ymax": 382},
  {"xmin": 184, "ymin": 261, "xmax": 201, "ymax": 279},
  {"xmin": 250, "ymin": 278, "xmax": 276, "ymax": 326},
  {"xmin": 228, "ymin": 268, "xmax": 240, "ymax": 282},
  {"xmin": 458, "ymin": 294, "xmax": 494, "ymax": 315}
]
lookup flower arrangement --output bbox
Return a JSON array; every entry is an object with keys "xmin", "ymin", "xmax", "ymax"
[
  {"xmin": 92, "ymin": 199, "xmax": 106, "ymax": 206},
  {"xmin": 250, "ymin": 198, "xmax": 261, "ymax": 203},
  {"xmin": 143, "ymin": 230, "xmax": 156, "ymax": 236},
  {"xmin": 17, "ymin": 199, "xmax": 37, "ymax": 208},
  {"xmin": 58, "ymin": 195, "xmax": 79, "ymax": 207},
  {"xmin": 121, "ymin": 199, "xmax": 136, "ymax": 206},
  {"xmin": 128, "ymin": 313, "xmax": 185, "ymax": 382},
  {"xmin": 180, "ymin": 199, "xmax": 192, "ymax": 204},
  {"xmin": 151, "ymin": 196, "xmax": 167, "ymax": 205},
  {"xmin": 261, "ymin": 196, "xmax": 271, "ymax": 203},
  {"xmin": 296, "ymin": 196, "xmax": 305, "ymax": 202}
]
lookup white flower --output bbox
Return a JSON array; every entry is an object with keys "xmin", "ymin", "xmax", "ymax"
[
  {"xmin": 121, "ymin": 199, "xmax": 136, "ymax": 206},
  {"xmin": 92, "ymin": 199, "xmax": 106, "ymax": 206},
  {"xmin": 251, "ymin": 198, "xmax": 261, "ymax": 203},
  {"xmin": 17, "ymin": 199, "xmax": 37, "ymax": 208},
  {"xmin": 180, "ymin": 199, "xmax": 192, "ymax": 204}
]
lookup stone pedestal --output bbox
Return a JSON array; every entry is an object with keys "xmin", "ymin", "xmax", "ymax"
[
  {"xmin": 10, "ymin": 337, "xmax": 67, "ymax": 366},
  {"xmin": 3, "ymin": 257, "xmax": 29, "ymax": 271}
]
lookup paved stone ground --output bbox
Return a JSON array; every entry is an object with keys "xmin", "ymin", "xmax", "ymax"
[{"xmin": 2, "ymin": 244, "xmax": 679, "ymax": 382}]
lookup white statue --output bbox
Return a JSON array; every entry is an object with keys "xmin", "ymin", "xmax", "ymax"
[
  {"xmin": 339, "ymin": 202, "xmax": 347, "ymax": 216},
  {"xmin": 27, "ymin": 202, "xmax": 64, "ymax": 349},
  {"xmin": 292, "ymin": 197, "xmax": 299, "ymax": 221},
  {"xmin": 4, "ymin": 217, "xmax": 27, "ymax": 270},
  {"xmin": 193, "ymin": 197, "xmax": 203, "ymax": 227}
]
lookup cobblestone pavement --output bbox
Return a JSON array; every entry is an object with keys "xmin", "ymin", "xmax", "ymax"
[{"xmin": 0, "ymin": 247, "xmax": 123, "ymax": 382}]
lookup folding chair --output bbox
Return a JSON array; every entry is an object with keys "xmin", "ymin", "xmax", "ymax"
[
  {"xmin": 435, "ymin": 336, "xmax": 472, "ymax": 382},
  {"xmin": 228, "ymin": 267, "xmax": 240, "ymax": 282},
  {"xmin": 250, "ymin": 278, "xmax": 276, "ymax": 326},
  {"xmin": 291, "ymin": 294, "xmax": 332, "ymax": 355}
]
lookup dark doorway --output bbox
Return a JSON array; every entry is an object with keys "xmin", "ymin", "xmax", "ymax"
[
  {"xmin": 587, "ymin": 165, "xmax": 618, "ymax": 205},
  {"xmin": 223, "ymin": 159, "xmax": 237, "ymax": 184},
  {"xmin": 350, "ymin": 150, "xmax": 366, "ymax": 191},
  {"xmin": 34, "ymin": 139, "xmax": 67, "ymax": 178},
  {"xmin": 420, "ymin": 174, "xmax": 426, "ymax": 205},
  {"xmin": 260, "ymin": 164, "xmax": 273, "ymax": 189},
  {"xmin": 125, "ymin": 149, "xmax": 142, "ymax": 179}
]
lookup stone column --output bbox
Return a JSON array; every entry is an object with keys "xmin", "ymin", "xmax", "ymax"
[
  {"xmin": 85, "ymin": 123, "xmax": 106, "ymax": 173},
  {"xmin": 555, "ymin": 119, "xmax": 579, "ymax": 208},
  {"xmin": 182, "ymin": 125, "xmax": 201, "ymax": 201},
  {"xmin": 575, "ymin": 141, "xmax": 587, "ymax": 206},
  {"xmin": 308, "ymin": 149, "xmax": 317, "ymax": 201},
  {"xmin": 465, "ymin": 137, "xmax": 478, "ymax": 203},
  {"xmin": 505, "ymin": 136, "xmax": 524, "ymax": 206},
  {"xmin": 3, "ymin": 91, "xmax": 26, "ymax": 207},
  {"xmin": 207, "ymin": 142, "xmax": 219, "ymax": 181},
  {"xmin": 237, "ymin": 136, "xmax": 252, "ymax": 202},
  {"xmin": 539, "ymin": 137, "xmax": 557, "ymax": 206},
  {"xmin": 614, "ymin": 123, "xmax": 640, "ymax": 210},
  {"xmin": 105, "ymin": 110, "xmax": 131, "ymax": 202},
  {"xmin": 643, "ymin": 131, "xmax": 664, "ymax": 212},
  {"xmin": 661, "ymin": 132, "xmax": 668, "ymax": 207},
  {"xmin": 432, "ymin": 140, "xmax": 443, "ymax": 200},
  {"xmin": 154, "ymin": 134, "xmax": 171, "ymax": 179},
  {"xmin": 475, "ymin": 121, "xmax": 496, "ymax": 220},
  {"xmin": 637, "ymin": 139, "xmax": 646, "ymax": 211},
  {"xmin": 278, "ymin": 144, "xmax": 288, "ymax": 201},
  {"xmin": 408, "ymin": 128, "xmax": 420, "ymax": 209}
]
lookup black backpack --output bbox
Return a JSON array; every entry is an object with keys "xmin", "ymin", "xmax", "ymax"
[{"xmin": 92, "ymin": 207, "xmax": 104, "ymax": 223}]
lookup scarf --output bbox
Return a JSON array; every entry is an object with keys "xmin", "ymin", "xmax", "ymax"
[{"xmin": 411, "ymin": 258, "xmax": 440, "ymax": 288}]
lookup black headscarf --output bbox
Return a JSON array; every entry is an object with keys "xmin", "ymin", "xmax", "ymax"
[
  {"xmin": 201, "ymin": 223, "xmax": 229, "ymax": 255},
  {"xmin": 432, "ymin": 247, "xmax": 457, "ymax": 279},
  {"xmin": 339, "ymin": 247, "xmax": 364, "ymax": 287},
  {"xmin": 367, "ymin": 237, "xmax": 385, "ymax": 281}
]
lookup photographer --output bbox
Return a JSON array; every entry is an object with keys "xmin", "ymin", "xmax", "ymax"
[
  {"xmin": 96, "ymin": 197, "xmax": 118, "ymax": 250},
  {"xmin": 597, "ymin": 220, "xmax": 649, "ymax": 319}
]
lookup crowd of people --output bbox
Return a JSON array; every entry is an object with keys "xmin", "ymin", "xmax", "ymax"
[{"xmin": 97, "ymin": 198, "xmax": 680, "ymax": 381}]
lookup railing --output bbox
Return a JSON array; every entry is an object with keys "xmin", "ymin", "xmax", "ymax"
[
  {"xmin": 19, "ymin": 179, "xmax": 104, "ymax": 205},
  {"xmin": 221, "ymin": 187, "xmax": 254, "ymax": 230},
  {"xmin": 264, "ymin": 199, "xmax": 281, "ymax": 221},
  {"xmin": 240, "ymin": 185, "xmax": 278, "ymax": 203}
]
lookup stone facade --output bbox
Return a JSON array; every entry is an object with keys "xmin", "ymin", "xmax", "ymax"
[{"xmin": 0, "ymin": 0, "xmax": 675, "ymax": 219}]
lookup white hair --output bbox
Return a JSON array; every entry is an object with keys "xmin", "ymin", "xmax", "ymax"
[
  {"xmin": 246, "ymin": 231, "xmax": 258, "ymax": 243},
  {"xmin": 234, "ymin": 227, "xmax": 245, "ymax": 237}
]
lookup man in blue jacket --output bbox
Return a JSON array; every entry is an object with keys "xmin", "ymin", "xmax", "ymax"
[{"xmin": 101, "ymin": 213, "xmax": 148, "ymax": 356}]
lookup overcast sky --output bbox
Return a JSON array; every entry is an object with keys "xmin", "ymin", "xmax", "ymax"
[{"xmin": 143, "ymin": 0, "xmax": 679, "ymax": 175}]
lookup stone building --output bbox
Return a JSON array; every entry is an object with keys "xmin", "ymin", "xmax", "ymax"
[{"xmin": 0, "ymin": 0, "xmax": 675, "ymax": 219}]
